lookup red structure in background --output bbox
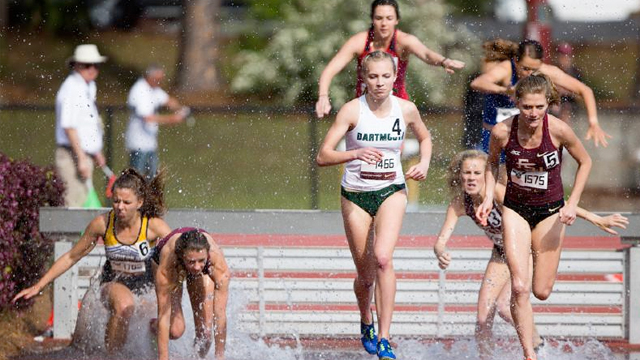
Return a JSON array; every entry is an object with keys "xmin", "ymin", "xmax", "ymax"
[{"xmin": 524, "ymin": 0, "xmax": 553, "ymax": 61}]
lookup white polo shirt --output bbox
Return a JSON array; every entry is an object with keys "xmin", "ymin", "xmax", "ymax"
[
  {"xmin": 125, "ymin": 77, "xmax": 169, "ymax": 152},
  {"xmin": 55, "ymin": 71, "xmax": 103, "ymax": 155}
]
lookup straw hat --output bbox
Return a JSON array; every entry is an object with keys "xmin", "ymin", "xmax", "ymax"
[{"xmin": 67, "ymin": 44, "xmax": 107, "ymax": 64}]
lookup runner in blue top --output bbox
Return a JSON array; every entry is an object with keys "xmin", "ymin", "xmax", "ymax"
[{"xmin": 472, "ymin": 39, "xmax": 611, "ymax": 150}]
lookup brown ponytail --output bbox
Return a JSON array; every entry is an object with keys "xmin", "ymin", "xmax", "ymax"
[
  {"xmin": 111, "ymin": 167, "xmax": 167, "ymax": 218},
  {"xmin": 483, "ymin": 38, "xmax": 518, "ymax": 62}
]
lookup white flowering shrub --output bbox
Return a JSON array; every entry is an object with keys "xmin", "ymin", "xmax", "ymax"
[{"xmin": 231, "ymin": 0, "xmax": 480, "ymax": 107}]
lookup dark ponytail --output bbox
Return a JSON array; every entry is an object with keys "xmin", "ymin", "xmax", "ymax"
[{"xmin": 516, "ymin": 39, "xmax": 544, "ymax": 62}]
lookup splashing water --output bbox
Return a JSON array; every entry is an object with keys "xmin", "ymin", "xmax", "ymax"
[
  {"xmin": 62, "ymin": 276, "xmax": 304, "ymax": 360},
  {"xmin": 30, "ymin": 278, "xmax": 624, "ymax": 360}
]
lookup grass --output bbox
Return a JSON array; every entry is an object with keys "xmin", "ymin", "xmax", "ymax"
[
  {"xmin": 0, "ymin": 108, "xmax": 464, "ymax": 210},
  {"xmin": 4, "ymin": 28, "xmax": 636, "ymax": 211},
  {"xmin": 574, "ymin": 41, "xmax": 639, "ymax": 102}
]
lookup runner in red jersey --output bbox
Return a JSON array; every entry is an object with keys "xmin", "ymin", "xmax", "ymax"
[
  {"xmin": 503, "ymin": 113, "xmax": 564, "ymax": 210},
  {"xmin": 315, "ymin": 0, "xmax": 465, "ymax": 118},
  {"xmin": 355, "ymin": 28, "xmax": 409, "ymax": 99},
  {"xmin": 476, "ymin": 73, "xmax": 592, "ymax": 360}
]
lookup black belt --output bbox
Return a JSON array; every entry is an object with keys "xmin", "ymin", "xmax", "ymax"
[
  {"xmin": 57, "ymin": 146, "xmax": 96, "ymax": 157},
  {"xmin": 57, "ymin": 145, "xmax": 73, "ymax": 151}
]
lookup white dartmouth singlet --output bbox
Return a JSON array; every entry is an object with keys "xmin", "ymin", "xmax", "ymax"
[{"xmin": 341, "ymin": 95, "xmax": 407, "ymax": 192}]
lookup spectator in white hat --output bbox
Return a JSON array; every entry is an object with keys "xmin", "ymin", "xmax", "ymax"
[{"xmin": 55, "ymin": 44, "xmax": 108, "ymax": 207}]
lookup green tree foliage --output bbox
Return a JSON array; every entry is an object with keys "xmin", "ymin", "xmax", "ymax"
[
  {"xmin": 444, "ymin": 0, "xmax": 493, "ymax": 18},
  {"xmin": 8, "ymin": 0, "xmax": 90, "ymax": 34},
  {"xmin": 231, "ymin": 0, "xmax": 480, "ymax": 107}
]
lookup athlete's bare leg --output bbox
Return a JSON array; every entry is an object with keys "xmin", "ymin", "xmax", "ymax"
[
  {"xmin": 341, "ymin": 197, "xmax": 377, "ymax": 326},
  {"xmin": 502, "ymin": 207, "xmax": 536, "ymax": 359},
  {"xmin": 476, "ymin": 250, "xmax": 543, "ymax": 358},
  {"xmin": 372, "ymin": 191, "xmax": 407, "ymax": 340},
  {"xmin": 476, "ymin": 250, "xmax": 510, "ymax": 358},
  {"xmin": 530, "ymin": 215, "xmax": 564, "ymax": 301},
  {"xmin": 101, "ymin": 282, "xmax": 136, "ymax": 353}
]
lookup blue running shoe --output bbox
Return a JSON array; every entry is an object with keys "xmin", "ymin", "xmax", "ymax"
[
  {"xmin": 360, "ymin": 322, "xmax": 378, "ymax": 355},
  {"xmin": 377, "ymin": 338, "xmax": 396, "ymax": 360}
]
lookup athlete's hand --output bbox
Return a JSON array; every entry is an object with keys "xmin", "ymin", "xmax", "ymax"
[
  {"xmin": 434, "ymin": 240, "xmax": 451, "ymax": 270},
  {"xmin": 585, "ymin": 123, "xmax": 611, "ymax": 148},
  {"xmin": 442, "ymin": 58, "xmax": 465, "ymax": 74},
  {"xmin": 355, "ymin": 148, "xmax": 384, "ymax": 164},
  {"xmin": 12, "ymin": 284, "xmax": 43, "ymax": 303},
  {"xmin": 405, "ymin": 162, "xmax": 429, "ymax": 181},
  {"xmin": 505, "ymin": 86, "xmax": 517, "ymax": 102},
  {"xmin": 315, "ymin": 95, "xmax": 332, "ymax": 118},
  {"xmin": 559, "ymin": 203, "xmax": 577, "ymax": 225},
  {"xmin": 594, "ymin": 213, "xmax": 628, "ymax": 235},
  {"xmin": 476, "ymin": 197, "xmax": 494, "ymax": 226}
]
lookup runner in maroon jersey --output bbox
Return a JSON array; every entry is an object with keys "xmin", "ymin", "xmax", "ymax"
[
  {"xmin": 314, "ymin": 0, "xmax": 465, "ymax": 118},
  {"xmin": 476, "ymin": 73, "xmax": 592, "ymax": 360},
  {"xmin": 436, "ymin": 150, "xmax": 626, "ymax": 359}
]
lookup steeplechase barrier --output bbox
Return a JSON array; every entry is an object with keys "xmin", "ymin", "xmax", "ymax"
[{"xmin": 39, "ymin": 208, "xmax": 640, "ymax": 344}]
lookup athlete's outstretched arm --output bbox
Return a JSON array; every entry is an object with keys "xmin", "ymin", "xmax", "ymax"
[
  {"xmin": 316, "ymin": 33, "xmax": 365, "ymax": 118},
  {"xmin": 206, "ymin": 236, "xmax": 231, "ymax": 360},
  {"xmin": 434, "ymin": 201, "xmax": 463, "ymax": 269},
  {"xmin": 477, "ymin": 124, "xmax": 506, "ymax": 225},
  {"xmin": 400, "ymin": 32, "xmax": 465, "ymax": 74},
  {"xmin": 557, "ymin": 121, "xmax": 592, "ymax": 225},
  {"xmin": 155, "ymin": 241, "xmax": 177, "ymax": 360},
  {"xmin": 544, "ymin": 64, "xmax": 611, "ymax": 147},
  {"xmin": 470, "ymin": 61, "xmax": 513, "ymax": 95},
  {"xmin": 12, "ymin": 215, "xmax": 105, "ymax": 303},
  {"xmin": 575, "ymin": 209, "xmax": 628, "ymax": 235}
]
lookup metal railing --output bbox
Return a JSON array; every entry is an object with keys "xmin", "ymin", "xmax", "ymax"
[{"xmin": 40, "ymin": 208, "xmax": 640, "ymax": 342}]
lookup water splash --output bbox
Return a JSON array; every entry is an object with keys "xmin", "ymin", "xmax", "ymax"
[
  {"xmin": 26, "ymin": 278, "xmax": 624, "ymax": 360},
  {"xmin": 64, "ymin": 277, "xmax": 304, "ymax": 360}
]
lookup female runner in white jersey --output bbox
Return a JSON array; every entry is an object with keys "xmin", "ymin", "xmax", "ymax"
[
  {"xmin": 435, "ymin": 150, "xmax": 627, "ymax": 359},
  {"xmin": 12, "ymin": 168, "xmax": 172, "ymax": 354},
  {"xmin": 317, "ymin": 50, "xmax": 432, "ymax": 360}
]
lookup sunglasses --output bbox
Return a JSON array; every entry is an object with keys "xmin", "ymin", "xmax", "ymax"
[{"xmin": 79, "ymin": 63, "xmax": 100, "ymax": 69}]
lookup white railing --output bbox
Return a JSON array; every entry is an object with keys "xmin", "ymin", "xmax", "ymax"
[{"xmin": 40, "ymin": 208, "xmax": 639, "ymax": 342}]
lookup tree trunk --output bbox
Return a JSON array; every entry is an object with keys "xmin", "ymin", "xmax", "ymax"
[
  {"xmin": 175, "ymin": 0, "xmax": 221, "ymax": 92},
  {"xmin": 0, "ymin": 0, "xmax": 7, "ymax": 29}
]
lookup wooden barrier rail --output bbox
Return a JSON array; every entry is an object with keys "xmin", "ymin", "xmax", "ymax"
[{"xmin": 40, "ymin": 208, "xmax": 640, "ymax": 342}]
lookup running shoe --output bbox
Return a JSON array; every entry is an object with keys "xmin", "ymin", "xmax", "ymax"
[
  {"xmin": 377, "ymin": 338, "xmax": 396, "ymax": 360},
  {"xmin": 361, "ymin": 321, "xmax": 378, "ymax": 354}
]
